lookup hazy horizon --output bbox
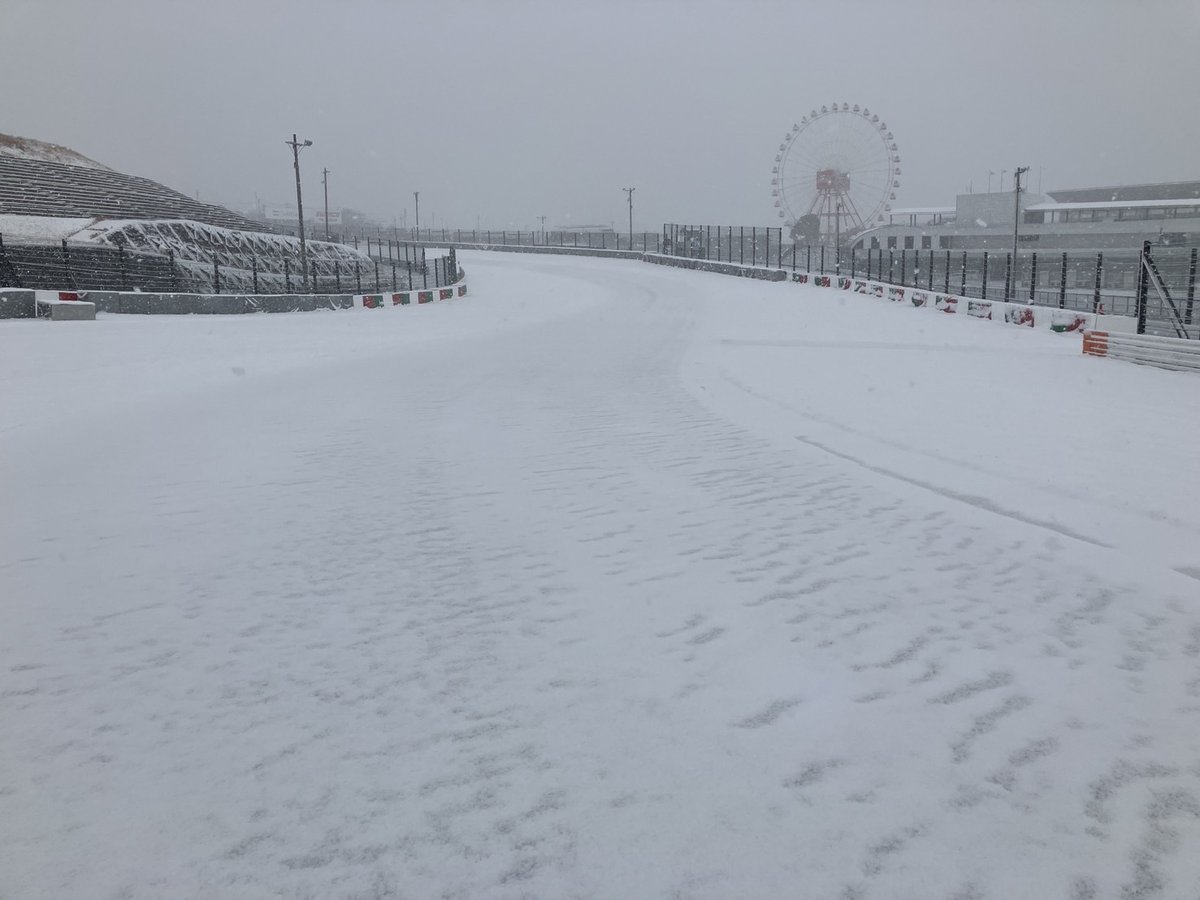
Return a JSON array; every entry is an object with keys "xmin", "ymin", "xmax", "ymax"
[{"xmin": 4, "ymin": 0, "xmax": 1199, "ymax": 230}]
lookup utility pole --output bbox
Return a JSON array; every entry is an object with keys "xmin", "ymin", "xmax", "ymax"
[
  {"xmin": 623, "ymin": 187, "xmax": 635, "ymax": 249},
  {"xmin": 322, "ymin": 167, "xmax": 331, "ymax": 241},
  {"xmin": 1012, "ymin": 165, "xmax": 1030, "ymax": 302},
  {"xmin": 988, "ymin": 170, "xmax": 994, "ymax": 193},
  {"xmin": 286, "ymin": 133, "xmax": 313, "ymax": 290},
  {"xmin": 413, "ymin": 191, "xmax": 420, "ymax": 234},
  {"xmin": 537, "ymin": 215, "xmax": 547, "ymax": 243},
  {"xmin": 835, "ymin": 200, "xmax": 842, "ymax": 274}
]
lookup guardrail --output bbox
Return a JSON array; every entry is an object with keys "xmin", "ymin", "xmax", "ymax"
[{"xmin": 1082, "ymin": 331, "xmax": 1200, "ymax": 372}]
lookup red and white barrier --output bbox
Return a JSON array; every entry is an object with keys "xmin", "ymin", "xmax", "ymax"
[
  {"xmin": 789, "ymin": 273, "xmax": 1137, "ymax": 337},
  {"xmin": 355, "ymin": 278, "xmax": 467, "ymax": 310},
  {"xmin": 1082, "ymin": 330, "xmax": 1200, "ymax": 372}
]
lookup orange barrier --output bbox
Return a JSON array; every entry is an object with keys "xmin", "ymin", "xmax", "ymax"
[{"xmin": 1082, "ymin": 331, "xmax": 1109, "ymax": 357}]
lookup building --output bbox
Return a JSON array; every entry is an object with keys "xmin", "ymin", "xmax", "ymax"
[{"xmin": 849, "ymin": 181, "xmax": 1200, "ymax": 253}]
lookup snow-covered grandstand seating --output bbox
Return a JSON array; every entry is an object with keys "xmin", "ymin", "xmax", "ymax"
[
  {"xmin": 0, "ymin": 153, "xmax": 263, "ymax": 232},
  {"xmin": 0, "ymin": 133, "xmax": 381, "ymax": 293}
]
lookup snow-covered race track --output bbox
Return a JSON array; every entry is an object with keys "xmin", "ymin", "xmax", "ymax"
[{"xmin": 3, "ymin": 253, "xmax": 1199, "ymax": 899}]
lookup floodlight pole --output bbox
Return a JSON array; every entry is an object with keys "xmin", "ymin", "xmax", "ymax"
[
  {"xmin": 287, "ymin": 133, "xmax": 313, "ymax": 290},
  {"xmin": 414, "ymin": 191, "xmax": 420, "ymax": 234},
  {"xmin": 1012, "ymin": 166, "xmax": 1029, "ymax": 301},
  {"xmin": 623, "ymin": 187, "xmax": 635, "ymax": 249},
  {"xmin": 322, "ymin": 167, "xmax": 331, "ymax": 241}
]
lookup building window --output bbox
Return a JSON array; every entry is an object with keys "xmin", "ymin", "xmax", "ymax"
[
  {"xmin": 887, "ymin": 236, "xmax": 897, "ymax": 249},
  {"xmin": 921, "ymin": 235, "xmax": 932, "ymax": 249},
  {"xmin": 871, "ymin": 237, "xmax": 880, "ymax": 249},
  {"xmin": 904, "ymin": 236, "xmax": 914, "ymax": 249},
  {"xmin": 938, "ymin": 235, "xmax": 952, "ymax": 249}
]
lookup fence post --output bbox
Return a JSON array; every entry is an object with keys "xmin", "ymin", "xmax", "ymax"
[
  {"xmin": 899, "ymin": 248, "xmax": 906, "ymax": 285},
  {"xmin": 284, "ymin": 258, "xmax": 291, "ymax": 292},
  {"xmin": 354, "ymin": 260, "xmax": 360, "ymax": 293},
  {"xmin": 167, "ymin": 249, "xmax": 179, "ymax": 291},
  {"xmin": 0, "ymin": 233, "xmax": 11, "ymax": 290},
  {"xmin": 1136, "ymin": 241, "xmax": 1150, "ymax": 334},
  {"xmin": 213, "ymin": 257, "xmax": 220, "ymax": 293},
  {"xmin": 1029, "ymin": 252, "xmax": 1037, "ymax": 303},
  {"xmin": 392, "ymin": 261, "xmax": 398, "ymax": 290},
  {"xmin": 252, "ymin": 257, "xmax": 259, "ymax": 293},
  {"xmin": 927, "ymin": 249, "xmax": 934, "ymax": 290},
  {"xmin": 334, "ymin": 262, "xmax": 340, "ymax": 293},
  {"xmin": 1093, "ymin": 253, "xmax": 1103, "ymax": 312},
  {"xmin": 850, "ymin": 246, "xmax": 856, "ymax": 278},
  {"xmin": 943, "ymin": 249, "xmax": 950, "ymax": 294},
  {"xmin": 807, "ymin": 244, "xmax": 812, "ymax": 272},
  {"xmin": 60, "ymin": 239, "xmax": 75, "ymax": 288},
  {"xmin": 1186, "ymin": 247, "xmax": 1197, "ymax": 325},
  {"xmin": 820, "ymin": 244, "xmax": 825, "ymax": 275},
  {"xmin": 776, "ymin": 229, "xmax": 782, "ymax": 269},
  {"xmin": 960, "ymin": 251, "xmax": 967, "ymax": 296},
  {"xmin": 422, "ymin": 260, "xmax": 428, "ymax": 289},
  {"xmin": 374, "ymin": 259, "xmax": 380, "ymax": 291},
  {"xmin": 1059, "ymin": 252, "xmax": 1067, "ymax": 308},
  {"xmin": 740, "ymin": 227, "xmax": 745, "ymax": 265},
  {"xmin": 1003, "ymin": 252, "xmax": 1012, "ymax": 301},
  {"xmin": 981, "ymin": 251, "xmax": 989, "ymax": 300},
  {"xmin": 888, "ymin": 248, "xmax": 894, "ymax": 283}
]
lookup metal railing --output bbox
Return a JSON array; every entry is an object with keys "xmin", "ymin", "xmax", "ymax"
[
  {"xmin": 788, "ymin": 242, "xmax": 1198, "ymax": 338},
  {"xmin": 0, "ymin": 234, "xmax": 460, "ymax": 295},
  {"xmin": 661, "ymin": 224, "xmax": 784, "ymax": 268},
  {"xmin": 368, "ymin": 228, "xmax": 662, "ymax": 253}
]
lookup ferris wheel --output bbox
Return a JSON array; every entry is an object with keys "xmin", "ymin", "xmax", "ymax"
[{"xmin": 770, "ymin": 103, "xmax": 900, "ymax": 243}]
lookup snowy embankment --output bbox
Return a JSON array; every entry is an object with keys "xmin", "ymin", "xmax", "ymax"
[{"xmin": 2, "ymin": 252, "xmax": 1199, "ymax": 899}]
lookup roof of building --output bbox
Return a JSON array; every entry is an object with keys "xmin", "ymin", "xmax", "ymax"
[
  {"xmin": 1047, "ymin": 181, "xmax": 1200, "ymax": 203},
  {"xmin": 1025, "ymin": 198, "xmax": 1200, "ymax": 212}
]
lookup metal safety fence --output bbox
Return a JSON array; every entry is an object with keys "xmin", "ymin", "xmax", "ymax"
[
  {"xmin": 787, "ymin": 242, "xmax": 1198, "ymax": 339},
  {"xmin": 661, "ymin": 224, "xmax": 784, "ymax": 268},
  {"xmin": 369, "ymin": 228, "xmax": 663, "ymax": 253},
  {"xmin": 0, "ymin": 234, "xmax": 459, "ymax": 295}
]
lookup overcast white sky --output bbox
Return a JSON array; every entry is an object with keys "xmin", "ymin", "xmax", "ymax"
[{"xmin": 4, "ymin": 0, "xmax": 1199, "ymax": 231}]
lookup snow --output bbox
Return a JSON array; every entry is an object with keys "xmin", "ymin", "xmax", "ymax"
[
  {"xmin": 2, "ymin": 252, "xmax": 1199, "ymax": 899},
  {"xmin": 0, "ymin": 133, "xmax": 112, "ymax": 170},
  {"xmin": 0, "ymin": 214, "xmax": 95, "ymax": 242}
]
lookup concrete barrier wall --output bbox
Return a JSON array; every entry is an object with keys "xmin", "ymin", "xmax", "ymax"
[
  {"xmin": 643, "ymin": 253, "xmax": 788, "ymax": 281},
  {"xmin": 0, "ymin": 289, "xmax": 35, "ymax": 318},
  {"xmin": 1, "ymin": 272, "xmax": 467, "ymax": 318}
]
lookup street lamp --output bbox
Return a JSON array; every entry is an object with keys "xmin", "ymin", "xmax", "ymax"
[
  {"xmin": 623, "ymin": 187, "xmax": 635, "ymax": 250},
  {"xmin": 322, "ymin": 167, "xmax": 331, "ymax": 241},
  {"xmin": 286, "ymin": 134, "xmax": 313, "ymax": 291},
  {"xmin": 1011, "ymin": 165, "xmax": 1030, "ymax": 301}
]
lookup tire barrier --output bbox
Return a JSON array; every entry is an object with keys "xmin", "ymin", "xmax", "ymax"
[{"xmin": 1082, "ymin": 330, "xmax": 1200, "ymax": 373}]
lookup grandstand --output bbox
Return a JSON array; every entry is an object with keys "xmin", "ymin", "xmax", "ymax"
[
  {"xmin": 0, "ymin": 134, "xmax": 262, "ymax": 231},
  {"xmin": 0, "ymin": 133, "xmax": 379, "ymax": 293}
]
